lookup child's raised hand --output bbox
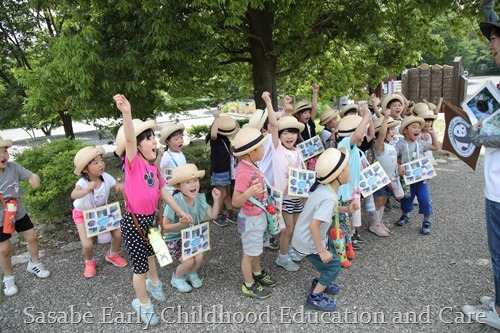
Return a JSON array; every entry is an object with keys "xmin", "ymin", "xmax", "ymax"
[
  {"xmin": 312, "ymin": 83, "xmax": 319, "ymax": 93},
  {"xmin": 383, "ymin": 108, "xmax": 391, "ymax": 118},
  {"xmin": 262, "ymin": 91, "xmax": 271, "ymax": 104},
  {"xmin": 113, "ymin": 94, "xmax": 131, "ymax": 115},
  {"xmin": 319, "ymin": 249, "xmax": 333, "ymax": 263},
  {"xmin": 421, "ymin": 133, "xmax": 430, "ymax": 141},
  {"xmin": 359, "ymin": 104, "xmax": 370, "ymax": 117},
  {"xmin": 284, "ymin": 104, "xmax": 293, "ymax": 114},
  {"xmin": 211, "ymin": 187, "xmax": 221, "ymax": 200},
  {"xmin": 247, "ymin": 178, "xmax": 264, "ymax": 197},
  {"xmin": 284, "ymin": 95, "xmax": 292, "ymax": 105},
  {"xmin": 213, "ymin": 108, "xmax": 220, "ymax": 118},
  {"xmin": 29, "ymin": 173, "xmax": 40, "ymax": 188},
  {"xmin": 157, "ymin": 146, "xmax": 164, "ymax": 156}
]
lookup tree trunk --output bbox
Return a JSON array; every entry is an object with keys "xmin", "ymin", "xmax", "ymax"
[
  {"xmin": 246, "ymin": 6, "xmax": 278, "ymax": 110},
  {"xmin": 58, "ymin": 110, "xmax": 75, "ymax": 139}
]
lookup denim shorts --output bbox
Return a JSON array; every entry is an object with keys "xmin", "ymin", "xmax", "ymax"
[
  {"xmin": 211, "ymin": 171, "xmax": 231, "ymax": 186},
  {"xmin": 373, "ymin": 185, "xmax": 392, "ymax": 198}
]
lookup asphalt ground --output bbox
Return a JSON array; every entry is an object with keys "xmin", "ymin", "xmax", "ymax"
[{"xmin": 0, "ymin": 156, "xmax": 497, "ymax": 333}]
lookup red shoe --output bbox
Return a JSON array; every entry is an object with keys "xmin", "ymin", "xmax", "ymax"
[
  {"xmin": 345, "ymin": 242, "xmax": 356, "ymax": 260},
  {"xmin": 105, "ymin": 251, "xmax": 128, "ymax": 268},
  {"xmin": 84, "ymin": 260, "xmax": 96, "ymax": 278},
  {"xmin": 341, "ymin": 259, "xmax": 352, "ymax": 268}
]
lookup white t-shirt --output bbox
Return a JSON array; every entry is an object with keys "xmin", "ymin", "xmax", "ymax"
[
  {"xmin": 375, "ymin": 142, "xmax": 398, "ymax": 179},
  {"xmin": 292, "ymin": 185, "xmax": 337, "ymax": 255},
  {"xmin": 160, "ymin": 150, "xmax": 186, "ymax": 170},
  {"xmin": 258, "ymin": 135, "xmax": 274, "ymax": 185},
  {"xmin": 485, "ymin": 147, "xmax": 500, "ymax": 202},
  {"xmin": 73, "ymin": 172, "xmax": 116, "ymax": 211}
]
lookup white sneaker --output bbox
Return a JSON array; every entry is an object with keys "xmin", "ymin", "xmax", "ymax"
[
  {"xmin": 3, "ymin": 276, "xmax": 18, "ymax": 296},
  {"xmin": 27, "ymin": 260, "xmax": 50, "ymax": 278}
]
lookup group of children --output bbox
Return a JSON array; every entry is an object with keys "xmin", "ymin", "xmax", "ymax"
[{"xmin": 0, "ymin": 87, "xmax": 447, "ymax": 323}]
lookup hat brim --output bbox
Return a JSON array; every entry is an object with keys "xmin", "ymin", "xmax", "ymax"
[
  {"xmin": 375, "ymin": 119, "xmax": 398, "ymax": 133},
  {"xmin": 278, "ymin": 117, "xmax": 306, "ymax": 132},
  {"xmin": 115, "ymin": 120, "xmax": 156, "ymax": 156},
  {"xmin": 159, "ymin": 123, "xmax": 185, "ymax": 144},
  {"xmin": 0, "ymin": 139, "xmax": 13, "ymax": 148},
  {"xmin": 316, "ymin": 147, "xmax": 350, "ymax": 184},
  {"xmin": 233, "ymin": 133, "xmax": 267, "ymax": 157},
  {"xmin": 480, "ymin": 21, "xmax": 500, "ymax": 39},
  {"xmin": 168, "ymin": 170, "xmax": 205, "ymax": 186},
  {"xmin": 247, "ymin": 109, "xmax": 269, "ymax": 130},
  {"xmin": 292, "ymin": 102, "xmax": 312, "ymax": 115},
  {"xmin": 319, "ymin": 111, "xmax": 339, "ymax": 126},
  {"xmin": 381, "ymin": 94, "xmax": 405, "ymax": 112}
]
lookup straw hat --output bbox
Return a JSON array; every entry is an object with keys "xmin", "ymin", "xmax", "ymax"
[
  {"xmin": 319, "ymin": 108, "xmax": 339, "ymax": 126},
  {"xmin": 74, "ymin": 146, "xmax": 105, "ymax": 175},
  {"xmin": 292, "ymin": 101, "xmax": 312, "ymax": 115},
  {"xmin": 168, "ymin": 164, "xmax": 205, "ymax": 186},
  {"xmin": 0, "ymin": 136, "xmax": 13, "ymax": 148},
  {"xmin": 480, "ymin": 19, "xmax": 500, "ymax": 39},
  {"xmin": 340, "ymin": 104, "xmax": 359, "ymax": 118},
  {"xmin": 159, "ymin": 123, "xmax": 185, "ymax": 144},
  {"xmin": 412, "ymin": 103, "xmax": 437, "ymax": 120},
  {"xmin": 337, "ymin": 115, "xmax": 363, "ymax": 137},
  {"xmin": 246, "ymin": 109, "xmax": 268, "ymax": 130},
  {"xmin": 381, "ymin": 94, "xmax": 405, "ymax": 112},
  {"xmin": 217, "ymin": 115, "xmax": 239, "ymax": 136},
  {"xmin": 368, "ymin": 97, "xmax": 381, "ymax": 108},
  {"xmin": 278, "ymin": 116, "xmax": 305, "ymax": 132},
  {"xmin": 233, "ymin": 127, "xmax": 267, "ymax": 157},
  {"xmin": 373, "ymin": 116, "xmax": 398, "ymax": 133},
  {"xmin": 315, "ymin": 147, "xmax": 349, "ymax": 184},
  {"xmin": 427, "ymin": 102, "xmax": 437, "ymax": 111},
  {"xmin": 115, "ymin": 119, "xmax": 156, "ymax": 157},
  {"xmin": 399, "ymin": 116, "xmax": 425, "ymax": 135}
]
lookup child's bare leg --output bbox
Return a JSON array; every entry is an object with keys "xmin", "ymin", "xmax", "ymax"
[
  {"xmin": 0, "ymin": 240, "xmax": 13, "ymax": 276},
  {"xmin": 279, "ymin": 211, "xmax": 294, "ymax": 256},
  {"xmin": 146, "ymin": 255, "xmax": 159, "ymax": 282},
  {"xmin": 224, "ymin": 184, "xmax": 233, "ymax": 211},
  {"xmin": 76, "ymin": 223, "xmax": 93, "ymax": 260},
  {"xmin": 189, "ymin": 253, "xmax": 203, "ymax": 273},
  {"xmin": 241, "ymin": 254, "xmax": 255, "ymax": 284},
  {"xmin": 22, "ymin": 228, "xmax": 40, "ymax": 262},
  {"xmin": 251, "ymin": 255, "xmax": 262, "ymax": 274},
  {"xmin": 175, "ymin": 257, "xmax": 195, "ymax": 278},
  {"xmin": 110, "ymin": 228, "xmax": 122, "ymax": 253},
  {"xmin": 132, "ymin": 272, "xmax": 149, "ymax": 304}
]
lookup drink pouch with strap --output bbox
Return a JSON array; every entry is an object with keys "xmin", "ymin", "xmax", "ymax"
[
  {"xmin": 1, "ymin": 196, "xmax": 17, "ymax": 234},
  {"xmin": 248, "ymin": 197, "xmax": 282, "ymax": 235}
]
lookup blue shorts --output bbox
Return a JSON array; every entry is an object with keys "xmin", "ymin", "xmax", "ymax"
[
  {"xmin": 373, "ymin": 185, "xmax": 392, "ymax": 198},
  {"xmin": 400, "ymin": 181, "xmax": 433, "ymax": 215},
  {"xmin": 211, "ymin": 171, "xmax": 231, "ymax": 186}
]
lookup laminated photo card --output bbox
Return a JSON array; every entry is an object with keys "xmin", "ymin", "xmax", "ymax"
[
  {"xmin": 481, "ymin": 111, "xmax": 500, "ymax": 136},
  {"xmin": 162, "ymin": 167, "xmax": 175, "ymax": 191},
  {"xmin": 401, "ymin": 156, "xmax": 437, "ymax": 185},
  {"xmin": 461, "ymin": 81, "xmax": 500, "ymax": 124},
  {"xmin": 288, "ymin": 167, "xmax": 316, "ymax": 198},
  {"xmin": 83, "ymin": 202, "xmax": 122, "ymax": 238},
  {"xmin": 297, "ymin": 135, "xmax": 325, "ymax": 161},
  {"xmin": 359, "ymin": 162, "xmax": 391, "ymax": 198},
  {"xmin": 266, "ymin": 184, "xmax": 284, "ymax": 219},
  {"xmin": 181, "ymin": 221, "xmax": 211, "ymax": 260}
]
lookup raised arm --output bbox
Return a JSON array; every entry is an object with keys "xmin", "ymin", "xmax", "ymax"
[
  {"xmin": 210, "ymin": 109, "xmax": 220, "ymax": 141},
  {"xmin": 263, "ymin": 91, "xmax": 279, "ymax": 149},
  {"xmin": 350, "ymin": 104, "xmax": 371, "ymax": 146},
  {"xmin": 113, "ymin": 94, "xmax": 136, "ymax": 164},
  {"xmin": 375, "ymin": 110, "xmax": 391, "ymax": 155}
]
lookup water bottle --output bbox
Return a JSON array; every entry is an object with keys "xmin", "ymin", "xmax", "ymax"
[
  {"xmin": 148, "ymin": 227, "xmax": 172, "ymax": 267},
  {"xmin": 3, "ymin": 198, "xmax": 17, "ymax": 234}
]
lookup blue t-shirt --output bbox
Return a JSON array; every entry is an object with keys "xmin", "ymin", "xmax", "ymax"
[
  {"xmin": 163, "ymin": 192, "xmax": 209, "ymax": 242},
  {"xmin": 337, "ymin": 136, "xmax": 361, "ymax": 201}
]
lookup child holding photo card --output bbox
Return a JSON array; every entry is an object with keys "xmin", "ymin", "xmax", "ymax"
[
  {"xmin": 71, "ymin": 146, "xmax": 127, "ymax": 278},
  {"xmin": 232, "ymin": 126, "xmax": 278, "ymax": 299},
  {"xmin": 372, "ymin": 113, "xmax": 401, "ymax": 237},
  {"xmin": 291, "ymin": 148, "xmax": 349, "ymax": 311},
  {"xmin": 163, "ymin": 164, "xmax": 221, "ymax": 293},
  {"xmin": 395, "ymin": 116, "xmax": 439, "ymax": 235},
  {"xmin": 264, "ymin": 92, "xmax": 307, "ymax": 272}
]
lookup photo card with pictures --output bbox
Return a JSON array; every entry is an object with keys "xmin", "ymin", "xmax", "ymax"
[
  {"xmin": 266, "ymin": 184, "xmax": 284, "ymax": 219},
  {"xmin": 181, "ymin": 221, "xmax": 211, "ymax": 260},
  {"xmin": 359, "ymin": 162, "xmax": 391, "ymax": 198},
  {"xmin": 288, "ymin": 167, "xmax": 316, "ymax": 198},
  {"xmin": 401, "ymin": 157, "xmax": 437, "ymax": 185},
  {"xmin": 162, "ymin": 167, "xmax": 175, "ymax": 191},
  {"xmin": 297, "ymin": 135, "xmax": 325, "ymax": 161},
  {"xmin": 461, "ymin": 81, "xmax": 500, "ymax": 124},
  {"xmin": 84, "ymin": 202, "xmax": 122, "ymax": 238}
]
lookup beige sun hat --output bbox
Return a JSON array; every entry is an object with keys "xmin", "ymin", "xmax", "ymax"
[
  {"xmin": 373, "ymin": 116, "xmax": 399, "ymax": 133},
  {"xmin": 427, "ymin": 102, "xmax": 437, "ymax": 111},
  {"xmin": 315, "ymin": 147, "xmax": 350, "ymax": 184},
  {"xmin": 337, "ymin": 115, "xmax": 363, "ymax": 137},
  {"xmin": 0, "ymin": 136, "xmax": 13, "ymax": 148},
  {"xmin": 412, "ymin": 103, "xmax": 437, "ymax": 120},
  {"xmin": 278, "ymin": 116, "xmax": 305, "ymax": 132},
  {"xmin": 399, "ymin": 116, "xmax": 425, "ymax": 135},
  {"xmin": 319, "ymin": 108, "xmax": 339, "ymax": 126},
  {"xmin": 340, "ymin": 104, "xmax": 359, "ymax": 118},
  {"xmin": 245, "ymin": 109, "xmax": 268, "ymax": 130},
  {"xmin": 233, "ymin": 127, "xmax": 268, "ymax": 157},
  {"xmin": 368, "ymin": 97, "xmax": 381, "ymax": 108},
  {"xmin": 159, "ymin": 123, "xmax": 185, "ymax": 144},
  {"xmin": 292, "ymin": 101, "xmax": 312, "ymax": 115},
  {"xmin": 217, "ymin": 115, "xmax": 239, "ymax": 136},
  {"xmin": 115, "ymin": 119, "xmax": 156, "ymax": 157},
  {"xmin": 381, "ymin": 94, "xmax": 405, "ymax": 112},
  {"xmin": 74, "ymin": 146, "xmax": 105, "ymax": 175},
  {"xmin": 168, "ymin": 164, "xmax": 205, "ymax": 186}
]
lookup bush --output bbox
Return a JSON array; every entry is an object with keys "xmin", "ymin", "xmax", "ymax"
[
  {"xmin": 187, "ymin": 124, "xmax": 211, "ymax": 139},
  {"xmin": 13, "ymin": 139, "xmax": 86, "ymax": 234}
]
